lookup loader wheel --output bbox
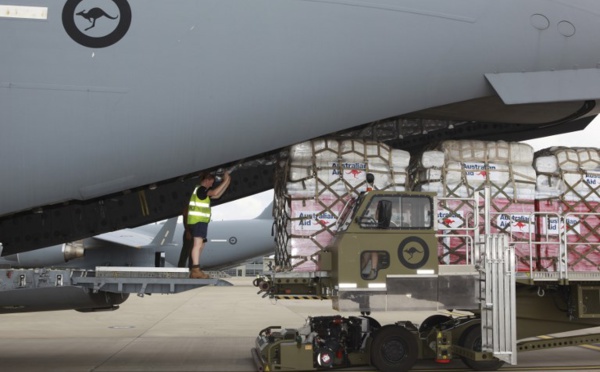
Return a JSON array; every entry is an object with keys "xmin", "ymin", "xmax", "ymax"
[
  {"xmin": 459, "ymin": 325, "xmax": 505, "ymax": 371},
  {"xmin": 370, "ymin": 325, "xmax": 418, "ymax": 372}
]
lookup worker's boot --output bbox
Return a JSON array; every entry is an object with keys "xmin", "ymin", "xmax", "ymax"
[
  {"xmin": 366, "ymin": 269, "xmax": 377, "ymax": 280},
  {"xmin": 190, "ymin": 265, "xmax": 209, "ymax": 279}
]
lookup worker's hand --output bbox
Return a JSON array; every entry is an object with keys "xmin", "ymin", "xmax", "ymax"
[{"xmin": 223, "ymin": 171, "xmax": 231, "ymax": 180}]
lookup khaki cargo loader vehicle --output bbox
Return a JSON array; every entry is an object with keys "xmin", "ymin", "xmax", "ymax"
[{"xmin": 251, "ymin": 189, "xmax": 600, "ymax": 371}]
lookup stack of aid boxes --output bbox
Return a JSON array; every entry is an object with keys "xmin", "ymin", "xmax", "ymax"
[
  {"xmin": 413, "ymin": 140, "xmax": 536, "ymax": 270},
  {"xmin": 534, "ymin": 147, "xmax": 600, "ymax": 272},
  {"xmin": 273, "ymin": 138, "xmax": 410, "ymax": 271}
]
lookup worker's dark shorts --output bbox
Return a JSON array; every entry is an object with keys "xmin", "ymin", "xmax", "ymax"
[{"xmin": 191, "ymin": 222, "xmax": 208, "ymax": 242}]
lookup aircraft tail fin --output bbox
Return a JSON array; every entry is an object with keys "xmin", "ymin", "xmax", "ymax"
[
  {"xmin": 151, "ymin": 217, "xmax": 178, "ymax": 246},
  {"xmin": 256, "ymin": 202, "xmax": 273, "ymax": 220}
]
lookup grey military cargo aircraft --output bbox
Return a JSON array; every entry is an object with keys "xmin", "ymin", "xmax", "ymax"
[{"xmin": 2, "ymin": 0, "xmax": 600, "ymax": 256}]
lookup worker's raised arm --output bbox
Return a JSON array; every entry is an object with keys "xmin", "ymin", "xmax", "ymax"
[{"xmin": 207, "ymin": 172, "xmax": 231, "ymax": 199}]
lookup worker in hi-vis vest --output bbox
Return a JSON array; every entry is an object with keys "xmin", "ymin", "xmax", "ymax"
[{"xmin": 187, "ymin": 171, "xmax": 231, "ymax": 278}]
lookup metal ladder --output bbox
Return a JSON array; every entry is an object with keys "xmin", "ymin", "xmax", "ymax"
[{"xmin": 480, "ymin": 234, "xmax": 517, "ymax": 365}]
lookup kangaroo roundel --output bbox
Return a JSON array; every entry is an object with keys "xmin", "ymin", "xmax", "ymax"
[
  {"xmin": 63, "ymin": 0, "xmax": 131, "ymax": 48},
  {"xmin": 398, "ymin": 236, "xmax": 429, "ymax": 270}
]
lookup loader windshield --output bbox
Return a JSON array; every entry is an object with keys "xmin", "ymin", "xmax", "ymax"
[{"xmin": 359, "ymin": 194, "xmax": 433, "ymax": 230}]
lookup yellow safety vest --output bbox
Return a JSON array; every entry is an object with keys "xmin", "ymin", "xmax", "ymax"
[{"xmin": 187, "ymin": 186, "xmax": 211, "ymax": 224}]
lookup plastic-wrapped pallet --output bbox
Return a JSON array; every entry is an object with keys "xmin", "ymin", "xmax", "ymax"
[
  {"xmin": 287, "ymin": 139, "xmax": 342, "ymax": 196},
  {"xmin": 441, "ymin": 140, "xmax": 534, "ymax": 165},
  {"xmin": 415, "ymin": 141, "xmax": 536, "ymax": 199},
  {"xmin": 533, "ymin": 147, "xmax": 600, "ymax": 272},
  {"xmin": 274, "ymin": 138, "xmax": 410, "ymax": 271},
  {"xmin": 412, "ymin": 140, "xmax": 536, "ymax": 271}
]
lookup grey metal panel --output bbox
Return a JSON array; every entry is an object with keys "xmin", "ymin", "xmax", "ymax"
[
  {"xmin": 71, "ymin": 276, "xmax": 231, "ymax": 294},
  {"xmin": 386, "ymin": 276, "xmax": 439, "ymax": 311},
  {"xmin": 335, "ymin": 277, "xmax": 440, "ymax": 312},
  {"xmin": 486, "ymin": 69, "xmax": 600, "ymax": 105},
  {"xmin": 333, "ymin": 291, "xmax": 388, "ymax": 312},
  {"xmin": 333, "ymin": 273, "xmax": 479, "ymax": 312},
  {"xmin": 480, "ymin": 234, "xmax": 517, "ymax": 365},
  {"xmin": 437, "ymin": 274, "xmax": 479, "ymax": 310}
]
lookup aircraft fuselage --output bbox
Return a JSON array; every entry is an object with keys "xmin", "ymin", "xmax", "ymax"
[{"xmin": 2, "ymin": 1, "xmax": 600, "ymax": 251}]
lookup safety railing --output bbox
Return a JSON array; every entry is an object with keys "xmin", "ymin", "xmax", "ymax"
[{"xmin": 436, "ymin": 189, "xmax": 600, "ymax": 282}]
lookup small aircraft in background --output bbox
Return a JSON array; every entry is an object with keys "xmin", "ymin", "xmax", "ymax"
[
  {"xmin": 0, "ymin": 202, "xmax": 274, "ymax": 313},
  {"xmin": 0, "ymin": 202, "xmax": 275, "ymax": 271}
]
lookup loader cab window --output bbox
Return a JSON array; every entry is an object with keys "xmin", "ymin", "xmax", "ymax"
[
  {"xmin": 361, "ymin": 251, "xmax": 390, "ymax": 280},
  {"xmin": 337, "ymin": 196, "xmax": 360, "ymax": 232},
  {"xmin": 358, "ymin": 197, "xmax": 391, "ymax": 229},
  {"xmin": 358, "ymin": 195, "xmax": 433, "ymax": 230}
]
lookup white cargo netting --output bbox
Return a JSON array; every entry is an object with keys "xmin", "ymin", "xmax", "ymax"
[
  {"xmin": 412, "ymin": 140, "xmax": 536, "ymax": 269},
  {"xmin": 274, "ymin": 138, "xmax": 410, "ymax": 271},
  {"xmin": 533, "ymin": 147, "xmax": 600, "ymax": 272}
]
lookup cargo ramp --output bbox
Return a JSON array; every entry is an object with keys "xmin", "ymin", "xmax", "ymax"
[{"xmin": 0, "ymin": 266, "xmax": 230, "ymax": 313}]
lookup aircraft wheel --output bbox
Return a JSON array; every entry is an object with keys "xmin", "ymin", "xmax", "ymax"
[
  {"xmin": 418, "ymin": 314, "xmax": 451, "ymax": 334},
  {"xmin": 370, "ymin": 325, "xmax": 418, "ymax": 372},
  {"xmin": 459, "ymin": 325, "xmax": 505, "ymax": 371}
]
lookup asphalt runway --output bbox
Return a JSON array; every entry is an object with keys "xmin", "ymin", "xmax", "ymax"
[{"xmin": 0, "ymin": 277, "xmax": 598, "ymax": 372}]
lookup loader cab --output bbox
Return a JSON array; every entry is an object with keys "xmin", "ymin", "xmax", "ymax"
[
  {"xmin": 329, "ymin": 191, "xmax": 446, "ymax": 311},
  {"xmin": 329, "ymin": 190, "xmax": 481, "ymax": 312},
  {"xmin": 332, "ymin": 192, "xmax": 436, "ymax": 280}
]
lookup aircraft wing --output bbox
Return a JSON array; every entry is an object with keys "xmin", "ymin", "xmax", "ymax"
[
  {"xmin": 93, "ymin": 230, "xmax": 153, "ymax": 249},
  {"xmin": 486, "ymin": 69, "xmax": 600, "ymax": 105},
  {"xmin": 93, "ymin": 218, "xmax": 178, "ymax": 249}
]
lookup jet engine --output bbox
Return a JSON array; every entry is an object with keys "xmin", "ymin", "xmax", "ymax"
[
  {"xmin": 0, "ymin": 243, "xmax": 85, "ymax": 267},
  {"xmin": 0, "ymin": 286, "xmax": 128, "ymax": 314}
]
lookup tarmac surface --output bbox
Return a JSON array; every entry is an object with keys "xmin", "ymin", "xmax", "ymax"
[{"xmin": 0, "ymin": 277, "xmax": 599, "ymax": 372}]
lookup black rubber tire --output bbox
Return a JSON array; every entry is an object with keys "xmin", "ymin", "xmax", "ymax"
[
  {"xmin": 459, "ymin": 325, "xmax": 505, "ymax": 371},
  {"xmin": 418, "ymin": 314, "xmax": 451, "ymax": 334},
  {"xmin": 370, "ymin": 325, "xmax": 418, "ymax": 372}
]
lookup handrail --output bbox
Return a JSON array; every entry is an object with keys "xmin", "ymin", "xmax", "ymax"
[{"xmin": 436, "ymin": 194, "xmax": 600, "ymax": 281}]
